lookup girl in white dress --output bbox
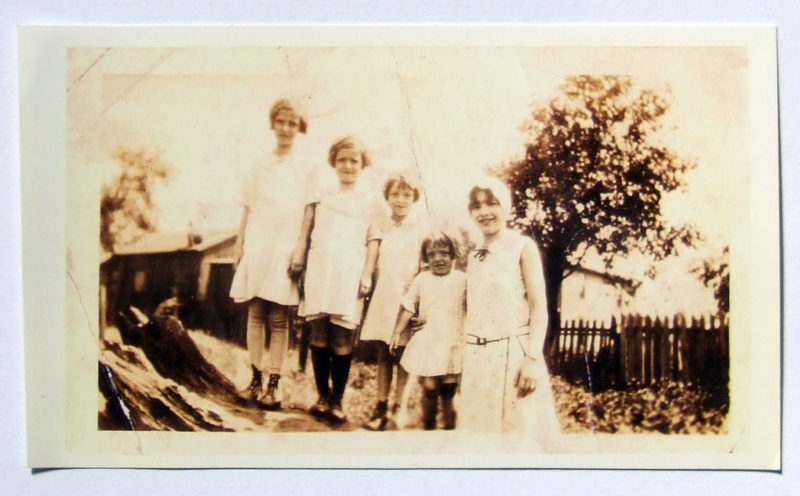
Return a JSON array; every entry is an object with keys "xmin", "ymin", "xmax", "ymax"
[
  {"xmin": 391, "ymin": 233, "xmax": 466, "ymax": 430},
  {"xmin": 229, "ymin": 98, "xmax": 312, "ymax": 409},
  {"xmin": 460, "ymin": 176, "xmax": 561, "ymax": 448},
  {"xmin": 291, "ymin": 136, "xmax": 383, "ymax": 422},
  {"xmin": 360, "ymin": 173, "xmax": 426, "ymax": 430}
]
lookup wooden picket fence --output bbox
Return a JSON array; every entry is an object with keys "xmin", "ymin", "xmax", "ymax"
[{"xmin": 550, "ymin": 314, "xmax": 729, "ymax": 390}]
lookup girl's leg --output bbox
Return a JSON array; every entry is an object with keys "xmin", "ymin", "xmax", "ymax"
[
  {"xmin": 243, "ymin": 299, "xmax": 267, "ymax": 400},
  {"xmin": 365, "ymin": 343, "xmax": 391, "ymax": 430},
  {"xmin": 329, "ymin": 324, "xmax": 354, "ymax": 421},
  {"xmin": 439, "ymin": 382, "xmax": 458, "ymax": 430},
  {"xmin": 376, "ymin": 343, "xmax": 392, "ymax": 402},
  {"xmin": 393, "ymin": 362, "xmax": 410, "ymax": 412},
  {"xmin": 419, "ymin": 376, "xmax": 440, "ymax": 430},
  {"xmin": 261, "ymin": 303, "xmax": 289, "ymax": 408},
  {"xmin": 297, "ymin": 321, "xmax": 312, "ymax": 372},
  {"xmin": 308, "ymin": 319, "xmax": 332, "ymax": 414},
  {"xmin": 265, "ymin": 303, "xmax": 289, "ymax": 375}
]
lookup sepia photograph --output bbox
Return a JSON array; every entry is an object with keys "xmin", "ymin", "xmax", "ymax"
[{"xmin": 20, "ymin": 25, "xmax": 780, "ymax": 468}]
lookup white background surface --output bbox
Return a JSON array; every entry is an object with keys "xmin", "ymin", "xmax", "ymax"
[{"xmin": 2, "ymin": 2, "xmax": 796, "ymax": 495}]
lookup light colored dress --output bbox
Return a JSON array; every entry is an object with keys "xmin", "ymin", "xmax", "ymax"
[
  {"xmin": 399, "ymin": 270, "xmax": 466, "ymax": 377},
  {"xmin": 301, "ymin": 178, "xmax": 383, "ymax": 329},
  {"xmin": 359, "ymin": 211, "xmax": 427, "ymax": 345},
  {"xmin": 229, "ymin": 150, "xmax": 313, "ymax": 305},
  {"xmin": 460, "ymin": 228, "xmax": 561, "ymax": 444}
]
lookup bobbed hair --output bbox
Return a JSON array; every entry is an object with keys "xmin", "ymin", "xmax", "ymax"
[
  {"xmin": 467, "ymin": 176, "xmax": 512, "ymax": 213},
  {"xmin": 269, "ymin": 98, "xmax": 308, "ymax": 134},
  {"xmin": 383, "ymin": 173, "xmax": 421, "ymax": 202},
  {"xmin": 420, "ymin": 232, "xmax": 458, "ymax": 264},
  {"xmin": 327, "ymin": 136, "xmax": 372, "ymax": 168}
]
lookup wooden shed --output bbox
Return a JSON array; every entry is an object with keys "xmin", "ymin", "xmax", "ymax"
[{"xmin": 101, "ymin": 229, "xmax": 242, "ymax": 340}]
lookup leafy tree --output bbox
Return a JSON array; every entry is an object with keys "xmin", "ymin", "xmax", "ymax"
[
  {"xmin": 694, "ymin": 246, "xmax": 730, "ymax": 316},
  {"xmin": 498, "ymin": 75, "xmax": 700, "ymax": 359},
  {"xmin": 100, "ymin": 146, "xmax": 172, "ymax": 252}
]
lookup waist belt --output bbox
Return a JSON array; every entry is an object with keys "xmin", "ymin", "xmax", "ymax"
[{"xmin": 466, "ymin": 331, "xmax": 528, "ymax": 346}]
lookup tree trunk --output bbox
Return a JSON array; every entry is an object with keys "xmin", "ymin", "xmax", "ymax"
[{"xmin": 542, "ymin": 248, "xmax": 565, "ymax": 368}]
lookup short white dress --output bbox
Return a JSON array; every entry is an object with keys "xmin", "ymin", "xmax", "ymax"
[
  {"xmin": 399, "ymin": 270, "xmax": 466, "ymax": 378},
  {"xmin": 460, "ymin": 229, "xmax": 561, "ymax": 444},
  {"xmin": 229, "ymin": 150, "xmax": 314, "ymax": 306},
  {"xmin": 359, "ymin": 212, "xmax": 427, "ymax": 345},
  {"xmin": 301, "ymin": 178, "xmax": 383, "ymax": 329}
]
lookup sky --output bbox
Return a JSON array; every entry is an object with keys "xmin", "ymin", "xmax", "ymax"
[{"xmin": 68, "ymin": 46, "xmax": 749, "ymax": 315}]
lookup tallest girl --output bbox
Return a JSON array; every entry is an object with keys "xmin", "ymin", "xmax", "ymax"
[{"xmin": 229, "ymin": 98, "xmax": 313, "ymax": 409}]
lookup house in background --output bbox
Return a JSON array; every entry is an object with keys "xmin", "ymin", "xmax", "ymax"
[
  {"xmin": 560, "ymin": 265, "xmax": 640, "ymax": 325},
  {"xmin": 559, "ymin": 254, "xmax": 718, "ymax": 326},
  {"xmin": 100, "ymin": 228, "xmax": 242, "ymax": 341}
]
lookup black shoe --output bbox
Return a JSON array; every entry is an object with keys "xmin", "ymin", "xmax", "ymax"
[
  {"xmin": 259, "ymin": 373, "xmax": 282, "ymax": 410},
  {"xmin": 241, "ymin": 366, "xmax": 262, "ymax": 404},
  {"xmin": 309, "ymin": 395, "xmax": 330, "ymax": 417},
  {"xmin": 328, "ymin": 402, "xmax": 347, "ymax": 423},
  {"xmin": 363, "ymin": 401, "xmax": 389, "ymax": 431}
]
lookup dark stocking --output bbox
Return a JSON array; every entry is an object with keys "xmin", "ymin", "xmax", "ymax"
[
  {"xmin": 330, "ymin": 353, "xmax": 352, "ymax": 406},
  {"xmin": 310, "ymin": 345, "xmax": 331, "ymax": 398}
]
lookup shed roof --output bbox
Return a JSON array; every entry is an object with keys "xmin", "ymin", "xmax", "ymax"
[{"xmin": 114, "ymin": 229, "xmax": 235, "ymax": 256}]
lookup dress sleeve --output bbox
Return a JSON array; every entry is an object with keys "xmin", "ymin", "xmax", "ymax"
[
  {"xmin": 238, "ymin": 164, "xmax": 256, "ymax": 210},
  {"xmin": 400, "ymin": 273, "xmax": 422, "ymax": 313},
  {"xmin": 366, "ymin": 195, "xmax": 386, "ymax": 243},
  {"xmin": 305, "ymin": 164, "xmax": 335, "ymax": 206}
]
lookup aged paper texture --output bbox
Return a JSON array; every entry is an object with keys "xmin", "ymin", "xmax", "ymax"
[{"xmin": 20, "ymin": 25, "xmax": 779, "ymax": 468}]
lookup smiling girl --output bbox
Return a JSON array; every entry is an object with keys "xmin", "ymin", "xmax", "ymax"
[
  {"xmin": 360, "ymin": 173, "xmax": 426, "ymax": 430},
  {"xmin": 291, "ymin": 136, "xmax": 383, "ymax": 422},
  {"xmin": 229, "ymin": 98, "xmax": 312, "ymax": 409},
  {"xmin": 390, "ymin": 232, "xmax": 466, "ymax": 430},
  {"xmin": 460, "ymin": 176, "xmax": 561, "ymax": 447}
]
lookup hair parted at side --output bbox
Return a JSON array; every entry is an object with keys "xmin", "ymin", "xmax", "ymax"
[
  {"xmin": 327, "ymin": 136, "xmax": 372, "ymax": 168},
  {"xmin": 383, "ymin": 172, "xmax": 421, "ymax": 202},
  {"xmin": 420, "ymin": 231, "xmax": 458, "ymax": 264},
  {"xmin": 269, "ymin": 98, "xmax": 308, "ymax": 134}
]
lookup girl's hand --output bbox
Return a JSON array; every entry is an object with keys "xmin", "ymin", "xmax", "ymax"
[
  {"xmin": 233, "ymin": 246, "xmax": 243, "ymax": 271},
  {"xmin": 514, "ymin": 357, "xmax": 538, "ymax": 398},
  {"xmin": 358, "ymin": 276, "xmax": 373, "ymax": 297},
  {"xmin": 287, "ymin": 247, "xmax": 305, "ymax": 278},
  {"xmin": 389, "ymin": 333, "xmax": 401, "ymax": 354}
]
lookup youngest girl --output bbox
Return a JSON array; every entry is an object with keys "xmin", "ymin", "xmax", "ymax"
[{"xmin": 391, "ymin": 232, "xmax": 466, "ymax": 430}]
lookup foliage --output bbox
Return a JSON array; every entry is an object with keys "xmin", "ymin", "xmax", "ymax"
[
  {"xmin": 100, "ymin": 146, "xmax": 172, "ymax": 252},
  {"xmin": 497, "ymin": 75, "xmax": 701, "ymax": 354},
  {"xmin": 694, "ymin": 246, "xmax": 730, "ymax": 315},
  {"xmin": 552, "ymin": 376, "xmax": 728, "ymax": 434}
]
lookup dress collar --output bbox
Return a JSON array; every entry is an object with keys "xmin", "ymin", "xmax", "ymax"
[{"xmin": 473, "ymin": 228, "xmax": 513, "ymax": 261}]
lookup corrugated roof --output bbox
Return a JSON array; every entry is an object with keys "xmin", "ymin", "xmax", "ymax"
[{"xmin": 114, "ymin": 229, "xmax": 235, "ymax": 256}]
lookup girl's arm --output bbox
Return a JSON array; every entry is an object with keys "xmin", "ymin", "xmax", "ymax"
[
  {"xmin": 358, "ymin": 239, "xmax": 380, "ymax": 297},
  {"xmin": 289, "ymin": 203, "xmax": 315, "ymax": 277},
  {"xmin": 515, "ymin": 239, "xmax": 549, "ymax": 397},
  {"xmin": 390, "ymin": 307, "xmax": 414, "ymax": 352},
  {"xmin": 233, "ymin": 208, "xmax": 248, "ymax": 270}
]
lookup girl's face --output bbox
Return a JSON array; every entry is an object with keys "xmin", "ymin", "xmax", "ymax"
[
  {"xmin": 469, "ymin": 189, "xmax": 506, "ymax": 237},
  {"xmin": 334, "ymin": 148, "xmax": 364, "ymax": 187},
  {"xmin": 387, "ymin": 183, "xmax": 416, "ymax": 221},
  {"xmin": 272, "ymin": 109, "xmax": 301, "ymax": 149},
  {"xmin": 426, "ymin": 243, "xmax": 454, "ymax": 276}
]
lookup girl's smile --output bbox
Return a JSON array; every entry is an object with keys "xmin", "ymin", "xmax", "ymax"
[
  {"xmin": 334, "ymin": 148, "xmax": 364, "ymax": 187},
  {"xmin": 469, "ymin": 190, "xmax": 506, "ymax": 237},
  {"xmin": 387, "ymin": 185, "xmax": 415, "ymax": 221},
  {"xmin": 272, "ymin": 109, "xmax": 301, "ymax": 151},
  {"xmin": 426, "ymin": 244, "xmax": 454, "ymax": 276}
]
